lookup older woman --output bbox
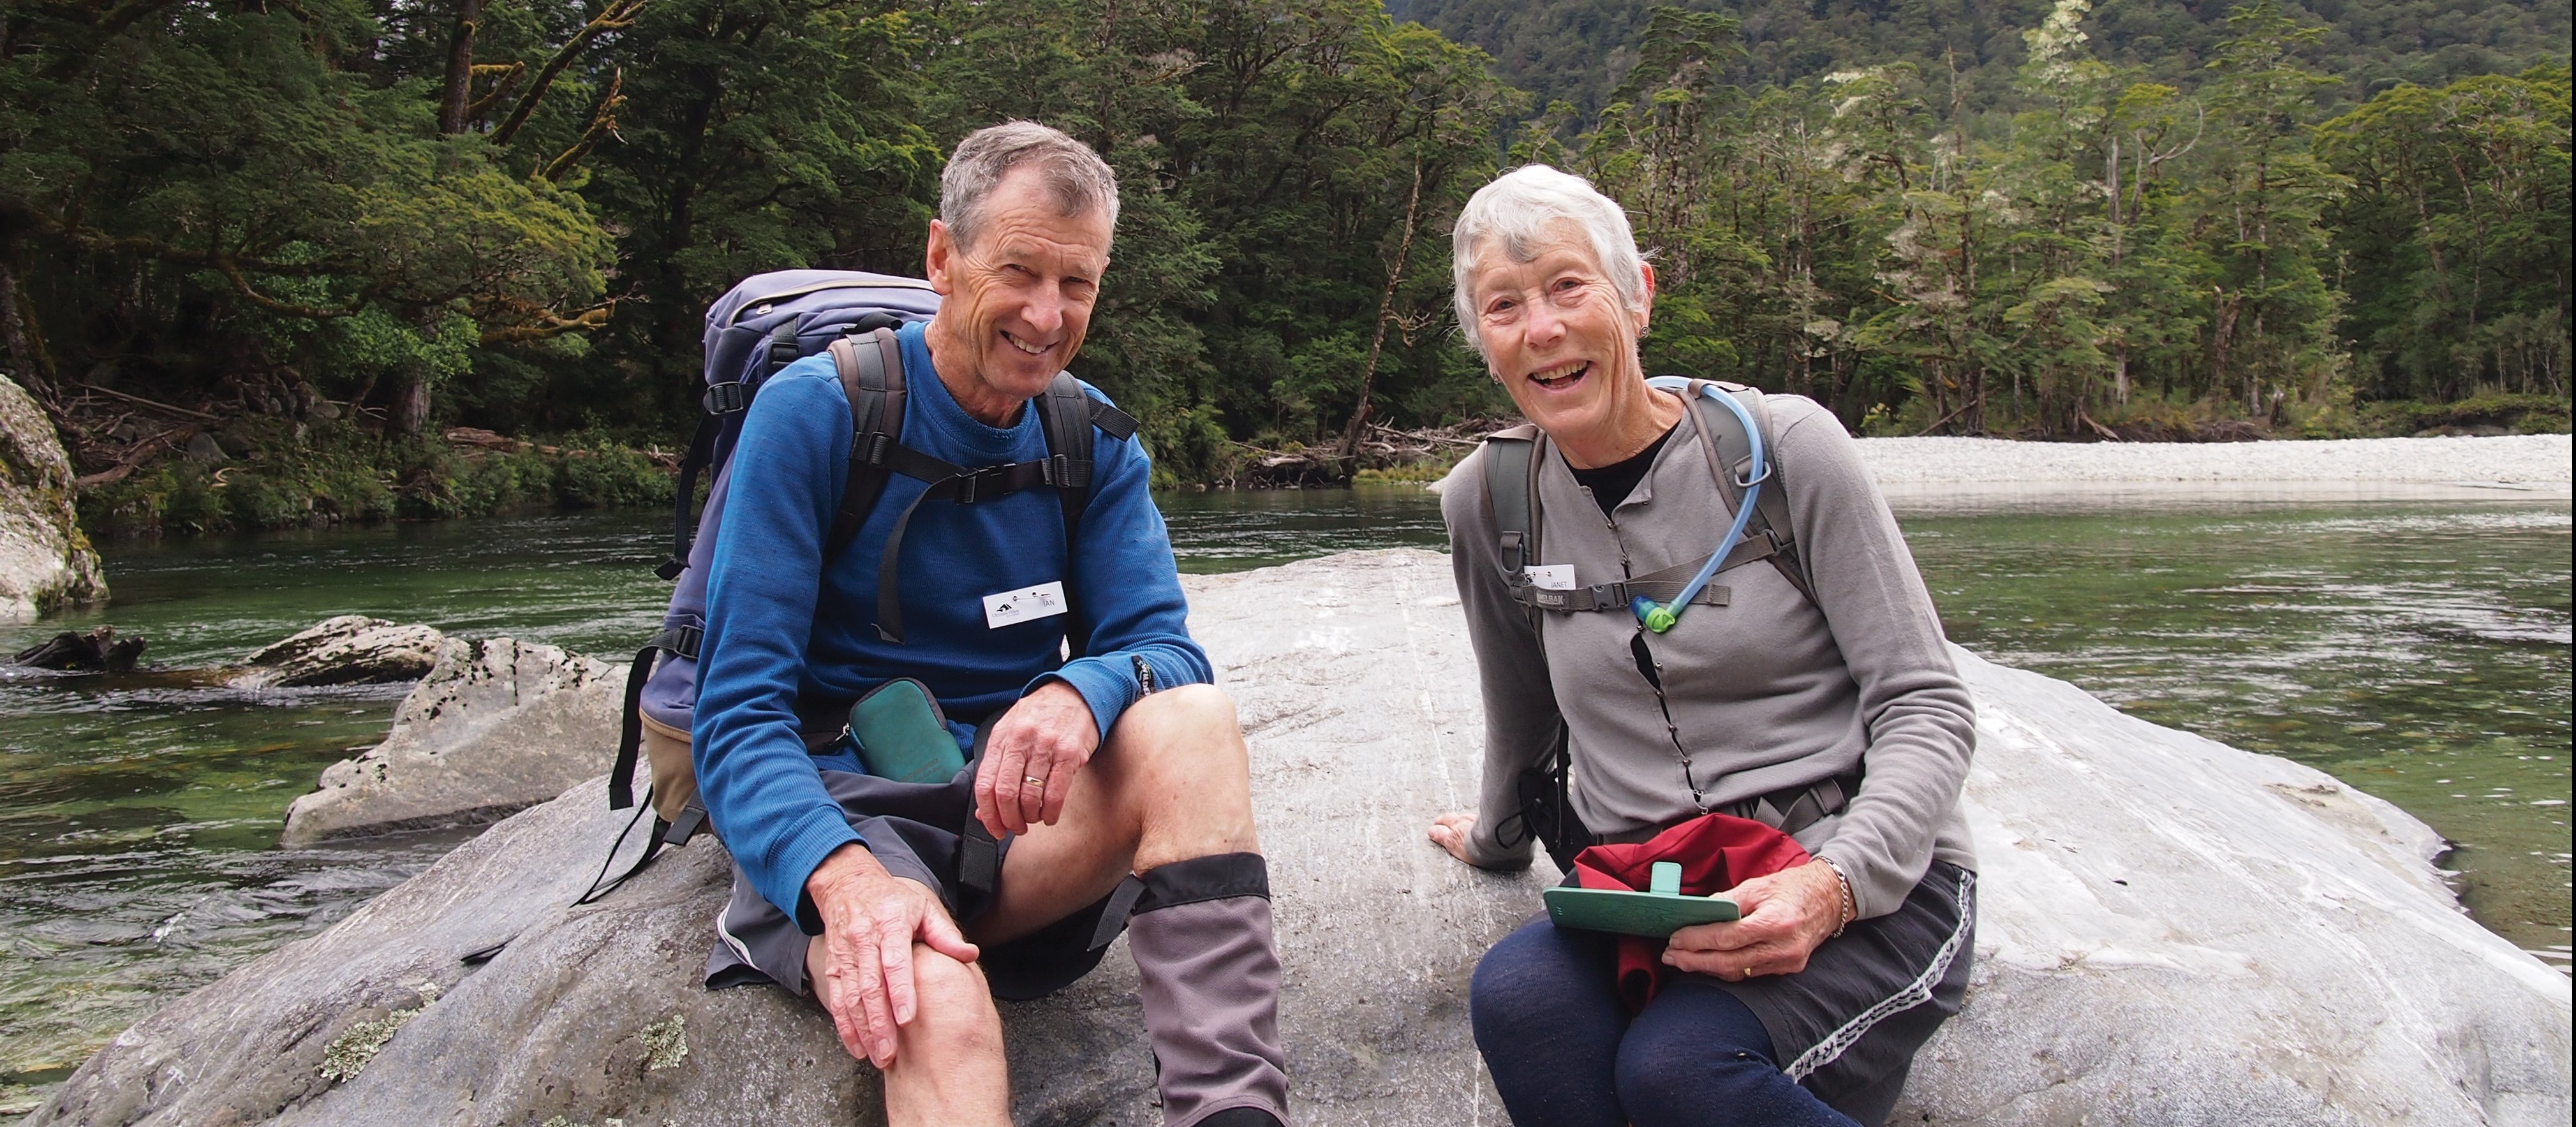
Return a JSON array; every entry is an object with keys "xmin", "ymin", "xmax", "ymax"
[{"xmin": 1425, "ymin": 165, "xmax": 1978, "ymax": 1126}]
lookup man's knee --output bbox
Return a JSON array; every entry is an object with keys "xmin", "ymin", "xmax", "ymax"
[
  {"xmin": 1118, "ymin": 682, "xmax": 1242, "ymax": 747},
  {"xmin": 903, "ymin": 947, "xmax": 1001, "ymax": 1052},
  {"xmin": 1109, "ymin": 684, "xmax": 1250, "ymax": 796}
]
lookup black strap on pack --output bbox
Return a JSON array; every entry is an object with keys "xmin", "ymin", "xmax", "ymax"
[
  {"xmin": 1497, "ymin": 723, "xmax": 1584, "ymax": 874},
  {"xmin": 609, "ymin": 623, "xmax": 702, "ymax": 813},
  {"xmin": 824, "ymin": 330, "xmax": 1136, "ymax": 645}
]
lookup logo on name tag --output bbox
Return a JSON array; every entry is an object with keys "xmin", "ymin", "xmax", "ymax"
[
  {"xmin": 1525, "ymin": 564, "xmax": 1576, "ymax": 591},
  {"xmin": 984, "ymin": 580, "xmax": 1069, "ymax": 628}
]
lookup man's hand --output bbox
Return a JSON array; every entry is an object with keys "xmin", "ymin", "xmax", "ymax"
[
  {"xmin": 806, "ymin": 843, "xmax": 981, "ymax": 1068},
  {"xmin": 1426, "ymin": 811, "xmax": 1479, "ymax": 866},
  {"xmin": 974, "ymin": 680, "xmax": 1099, "ymax": 837},
  {"xmin": 1662, "ymin": 860, "xmax": 1847, "ymax": 982}
]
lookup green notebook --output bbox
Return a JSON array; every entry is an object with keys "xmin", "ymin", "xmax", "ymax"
[{"xmin": 1543, "ymin": 861, "xmax": 1742, "ymax": 937}]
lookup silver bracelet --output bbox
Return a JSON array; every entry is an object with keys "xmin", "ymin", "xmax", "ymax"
[{"xmin": 1817, "ymin": 856, "xmax": 1858, "ymax": 938}]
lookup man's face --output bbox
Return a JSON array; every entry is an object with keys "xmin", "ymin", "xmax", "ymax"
[
  {"xmin": 1465, "ymin": 225, "xmax": 1655, "ymax": 444},
  {"xmin": 923, "ymin": 168, "xmax": 1114, "ymax": 425}
]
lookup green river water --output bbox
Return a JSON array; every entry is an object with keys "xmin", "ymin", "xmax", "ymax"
[{"xmin": 1, "ymin": 487, "xmax": 2568, "ymax": 1112}]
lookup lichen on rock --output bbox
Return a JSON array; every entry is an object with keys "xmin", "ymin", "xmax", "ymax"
[
  {"xmin": 639, "ymin": 1015, "xmax": 686, "ymax": 1072},
  {"xmin": 318, "ymin": 983, "xmax": 440, "ymax": 1084}
]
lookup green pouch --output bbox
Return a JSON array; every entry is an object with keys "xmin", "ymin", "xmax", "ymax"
[
  {"xmin": 1543, "ymin": 860, "xmax": 1741, "ymax": 937},
  {"xmin": 850, "ymin": 678, "xmax": 967, "ymax": 784}
]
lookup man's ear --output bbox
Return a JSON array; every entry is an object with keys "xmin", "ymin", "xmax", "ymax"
[{"xmin": 924, "ymin": 219, "xmax": 956, "ymax": 295}]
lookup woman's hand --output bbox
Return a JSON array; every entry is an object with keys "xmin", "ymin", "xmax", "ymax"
[
  {"xmin": 1662, "ymin": 860, "xmax": 1847, "ymax": 981},
  {"xmin": 1426, "ymin": 811, "xmax": 1479, "ymax": 866}
]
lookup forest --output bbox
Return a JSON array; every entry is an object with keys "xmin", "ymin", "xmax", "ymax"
[{"xmin": 0, "ymin": 0, "xmax": 2568, "ymax": 534}]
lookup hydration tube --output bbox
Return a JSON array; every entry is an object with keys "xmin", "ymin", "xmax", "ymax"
[{"xmin": 1631, "ymin": 376, "xmax": 1768, "ymax": 633}]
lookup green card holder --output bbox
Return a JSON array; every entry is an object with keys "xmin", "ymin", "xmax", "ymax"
[
  {"xmin": 1543, "ymin": 861, "xmax": 1742, "ymax": 937},
  {"xmin": 850, "ymin": 678, "xmax": 967, "ymax": 784}
]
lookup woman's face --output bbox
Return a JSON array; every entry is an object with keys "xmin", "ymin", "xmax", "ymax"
[{"xmin": 1465, "ymin": 226, "xmax": 1655, "ymax": 445}]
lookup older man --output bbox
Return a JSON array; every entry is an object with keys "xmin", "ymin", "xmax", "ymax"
[{"xmin": 691, "ymin": 122, "xmax": 1289, "ymax": 1127}]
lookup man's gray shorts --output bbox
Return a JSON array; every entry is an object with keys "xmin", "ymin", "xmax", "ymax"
[{"xmin": 703, "ymin": 765, "xmax": 1133, "ymax": 1002}]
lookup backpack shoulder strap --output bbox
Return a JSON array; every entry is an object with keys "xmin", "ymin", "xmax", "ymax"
[
  {"xmin": 1686, "ymin": 382, "xmax": 1814, "ymax": 604},
  {"xmin": 1033, "ymin": 372, "xmax": 1137, "ymax": 658},
  {"xmin": 826, "ymin": 328, "xmax": 906, "ymax": 554},
  {"xmin": 1482, "ymin": 424, "xmax": 1542, "ymax": 575}
]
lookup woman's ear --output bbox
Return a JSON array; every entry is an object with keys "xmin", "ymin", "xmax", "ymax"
[{"xmin": 1636, "ymin": 261, "xmax": 1657, "ymax": 335}]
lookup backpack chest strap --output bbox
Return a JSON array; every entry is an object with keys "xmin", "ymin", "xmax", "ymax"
[{"xmin": 1503, "ymin": 545, "xmax": 1775, "ymax": 613}]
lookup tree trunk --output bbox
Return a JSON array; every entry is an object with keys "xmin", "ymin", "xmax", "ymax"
[
  {"xmin": 439, "ymin": 0, "xmax": 485, "ymax": 135},
  {"xmin": 1334, "ymin": 160, "xmax": 1423, "ymax": 465}
]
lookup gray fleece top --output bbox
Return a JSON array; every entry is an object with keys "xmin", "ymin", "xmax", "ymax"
[{"xmin": 1442, "ymin": 392, "xmax": 1976, "ymax": 920}]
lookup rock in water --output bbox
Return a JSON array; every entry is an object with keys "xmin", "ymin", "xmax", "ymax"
[
  {"xmin": 30, "ymin": 551, "xmax": 2570, "ymax": 1126},
  {"xmin": 234, "ymin": 615, "xmax": 454, "ymax": 688},
  {"xmin": 279, "ymin": 638, "xmax": 623, "ymax": 846},
  {"xmin": 0, "ymin": 373, "xmax": 107, "ymax": 621}
]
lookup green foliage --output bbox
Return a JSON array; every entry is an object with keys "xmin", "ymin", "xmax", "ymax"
[
  {"xmin": 1398, "ymin": 0, "xmax": 2573, "ymax": 119},
  {"xmin": 71, "ymin": 418, "xmax": 672, "ymax": 537},
  {"xmin": 6, "ymin": 0, "xmax": 2569, "ymax": 531},
  {"xmin": 2319, "ymin": 63, "xmax": 2572, "ymax": 401},
  {"xmin": 1535, "ymin": 0, "xmax": 2568, "ymax": 436}
]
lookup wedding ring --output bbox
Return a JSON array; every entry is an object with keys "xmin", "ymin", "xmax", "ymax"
[{"xmin": 1024, "ymin": 776, "xmax": 1046, "ymax": 786}]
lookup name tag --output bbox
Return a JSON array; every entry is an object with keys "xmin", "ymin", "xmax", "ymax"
[
  {"xmin": 982, "ymin": 581, "xmax": 1068, "ymax": 628},
  {"xmin": 1525, "ymin": 564, "xmax": 1576, "ymax": 591}
]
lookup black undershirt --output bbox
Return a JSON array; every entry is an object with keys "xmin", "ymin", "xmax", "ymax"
[{"xmin": 1566, "ymin": 422, "xmax": 1680, "ymax": 518}]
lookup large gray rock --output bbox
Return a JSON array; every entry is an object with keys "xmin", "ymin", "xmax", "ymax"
[
  {"xmin": 280, "ymin": 638, "xmax": 624, "ymax": 846},
  {"xmin": 31, "ymin": 551, "xmax": 2571, "ymax": 1126},
  {"xmin": 1897, "ymin": 649, "xmax": 2571, "ymax": 1125},
  {"xmin": 233, "ymin": 615, "xmax": 455, "ymax": 688},
  {"xmin": 0, "ymin": 372, "xmax": 107, "ymax": 621}
]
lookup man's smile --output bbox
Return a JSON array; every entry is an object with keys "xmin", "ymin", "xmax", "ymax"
[{"xmin": 1002, "ymin": 329, "xmax": 1053, "ymax": 357}]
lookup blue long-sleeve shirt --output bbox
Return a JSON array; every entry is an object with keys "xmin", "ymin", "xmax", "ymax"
[{"xmin": 693, "ymin": 320, "xmax": 1210, "ymax": 925}]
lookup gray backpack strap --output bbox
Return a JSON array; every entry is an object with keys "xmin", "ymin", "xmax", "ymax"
[
  {"xmin": 1482, "ymin": 424, "xmax": 1542, "ymax": 577},
  {"xmin": 1685, "ymin": 381, "xmax": 1814, "ymax": 605}
]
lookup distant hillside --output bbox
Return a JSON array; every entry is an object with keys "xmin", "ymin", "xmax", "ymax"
[{"xmin": 1386, "ymin": 0, "xmax": 2574, "ymax": 115}]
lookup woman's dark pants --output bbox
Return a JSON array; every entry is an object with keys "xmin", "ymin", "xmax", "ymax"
[{"xmin": 1470, "ymin": 863, "xmax": 1974, "ymax": 1127}]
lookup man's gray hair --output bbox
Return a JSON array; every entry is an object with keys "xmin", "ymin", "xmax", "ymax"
[
  {"xmin": 1450, "ymin": 165, "xmax": 1648, "ymax": 357},
  {"xmin": 941, "ymin": 121, "xmax": 1120, "ymax": 251}
]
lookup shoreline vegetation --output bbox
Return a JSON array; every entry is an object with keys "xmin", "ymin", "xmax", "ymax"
[
  {"xmin": 58, "ymin": 391, "xmax": 2569, "ymax": 539},
  {"xmin": 3, "ymin": 0, "xmax": 2567, "ymax": 534}
]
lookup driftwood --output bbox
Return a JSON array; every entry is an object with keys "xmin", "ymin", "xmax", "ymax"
[
  {"xmin": 1220, "ymin": 418, "xmax": 1504, "ymax": 488},
  {"xmin": 11, "ymin": 625, "xmax": 145, "ymax": 674}
]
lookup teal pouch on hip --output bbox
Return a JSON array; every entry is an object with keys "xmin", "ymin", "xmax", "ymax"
[{"xmin": 850, "ymin": 678, "xmax": 967, "ymax": 783}]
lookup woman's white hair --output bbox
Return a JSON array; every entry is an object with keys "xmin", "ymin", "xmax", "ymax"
[{"xmin": 1450, "ymin": 165, "xmax": 1648, "ymax": 357}]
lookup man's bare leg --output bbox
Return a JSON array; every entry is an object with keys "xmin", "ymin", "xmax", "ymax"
[
  {"xmin": 808, "ymin": 939, "xmax": 1009, "ymax": 1126},
  {"xmin": 971, "ymin": 684, "xmax": 1286, "ymax": 1126},
  {"xmin": 973, "ymin": 684, "xmax": 1261, "ymax": 943}
]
